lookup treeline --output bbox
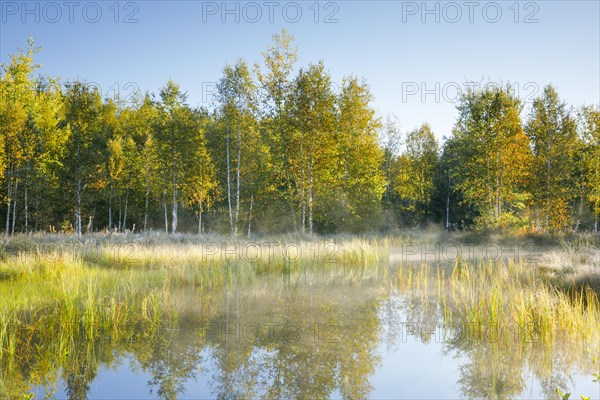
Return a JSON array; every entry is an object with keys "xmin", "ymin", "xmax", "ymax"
[{"xmin": 1, "ymin": 32, "xmax": 599, "ymax": 236}]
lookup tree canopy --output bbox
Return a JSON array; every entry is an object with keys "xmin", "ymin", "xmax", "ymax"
[{"xmin": 1, "ymin": 35, "xmax": 598, "ymax": 235}]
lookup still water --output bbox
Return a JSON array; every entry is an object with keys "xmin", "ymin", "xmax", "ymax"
[{"xmin": 18, "ymin": 265, "xmax": 600, "ymax": 399}]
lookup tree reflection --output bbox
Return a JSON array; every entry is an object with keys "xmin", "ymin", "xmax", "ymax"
[
  {"xmin": 1, "ymin": 266, "xmax": 598, "ymax": 399},
  {"xmin": 141, "ymin": 330, "xmax": 202, "ymax": 400},
  {"xmin": 205, "ymin": 282, "xmax": 383, "ymax": 399}
]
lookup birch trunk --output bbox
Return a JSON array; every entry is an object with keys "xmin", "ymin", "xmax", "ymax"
[
  {"xmin": 75, "ymin": 179, "xmax": 82, "ymax": 237},
  {"xmin": 171, "ymin": 188, "xmax": 178, "ymax": 234},
  {"xmin": 546, "ymin": 141, "xmax": 551, "ymax": 229},
  {"xmin": 234, "ymin": 123, "xmax": 241, "ymax": 236},
  {"xmin": 300, "ymin": 134, "xmax": 305, "ymax": 233},
  {"xmin": 108, "ymin": 187, "xmax": 113, "ymax": 232},
  {"xmin": 226, "ymin": 121, "xmax": 233, "ymax": 233},
  {"xmin": 247, "ymin": 194, "xmax": 253, "ymax": 237},
  {"xmin": 11, "ymin": 179, "xmax": 18, "ymax": 236},
  {"xmin": 163, "ymin": 194, "xmax": 168, "ymax": 234},
  {"xmin": 445, "ymin": 176, "xmax": 450, "ymax": 230},
  {"xmin": 24, "ymin": 167, "xmax": 29, "ymax": 234},
  {"xmin": 123, "ymin": 188, "xmax": 129, "ymax": 232},
  {"xmin": 5, "ymin": 170, "xmax": 12, "ymax": 236},
  {"xmin": 308, "ymin": 157, "xmax": 313, "ymax": 236},
  {"xmin": 143, "ymin": 187, "xmax": 149, "ymax": 232},
  {"xmin": 198, "ymin": 198, "xmax": 203, "ymax": 235}
]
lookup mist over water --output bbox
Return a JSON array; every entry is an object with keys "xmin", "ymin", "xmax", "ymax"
[{"xmin": 13, "ymin": 258, "xmax": 598, "ymax": 399}]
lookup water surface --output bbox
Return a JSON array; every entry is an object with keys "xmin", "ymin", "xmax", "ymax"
[{"xmin": 9, "ymin": 263, "xmax": 600, "ymax": 399}]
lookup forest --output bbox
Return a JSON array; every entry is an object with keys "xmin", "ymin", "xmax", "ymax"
[{"xmin": 1, "ymin": 30, "xmax": 599, "ymax": 237}]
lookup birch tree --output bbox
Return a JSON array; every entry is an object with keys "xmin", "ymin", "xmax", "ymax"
[
  {"xmin": 526, "ymin": 85, "xmax": 578, "ymax": 231},
  {"xmin": 216, "ymin": 60, "xmax": 259, "ymax": 235},
  {"xmin": 153, "ymin": 81, "xmax": 211, "ymax": 234},
  {"xmin": 0, "ymin": 38, "xmax": 39, "ymax": 235},
  {"xmin": 255, "ymin": 29, "xmax": 298, "ymax": 228},
  {"xmin": 61, "ymin": 82, "xmax": 105, "ymax": 236},
  {"xmin": 579, "ymin": 105, "xmax": 600, "ymax": 233},
  {"xmin": 449, "ymin": 85, "xmax": 531, "ymax": 229},
  {"xmin": 181, "ymin": 110, "xmax": 218, "ymax": 235},
  {"xmin": 395, "ymin": 124, "xmax": 439, "ymax": 224},
  {"xmin": 24, "ymin": 78, "xmax": 65, "ymax": 233},
  {"xmin": 336, "ymin": 76, "xmax": 386, "ymax": 231},
  {"xmin": 289, "ymin": 62, "xmax": 337, "ymax": 234},
  {"xmin": 133, "ymin": 95, "xmax": 159, "ymax": 232}
]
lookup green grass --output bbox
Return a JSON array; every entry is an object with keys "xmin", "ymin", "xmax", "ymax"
[
  {"xmin": 0, "ymin": 235, "xmax": 390, "ymax": 355},
  {"xmin": 0, "ymin": 234, "xmax": 391, "ymax": 397},
  {"xmin": 0, "ymin": 233, "xmax": 598, "ymax": 398},
  {"xmin": 396, "ymin": 257, "xmax": 600, "ymax": 342}
]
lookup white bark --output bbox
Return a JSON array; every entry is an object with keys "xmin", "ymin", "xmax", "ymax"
[
  {"xmin": 546, "ymin": 139, "xmax": 551, "ymax": 229},
  {"xmin": 171, "ymin": 188, "xmax": 178, "ymax": 234},
  {"xmin": 108, "ymin": 188, "xmax": 113, "ymax": 232},
  {"xmin": 11, "ymin": 179, "xmax": 18, "ymax": 236},
  {"xmin": 5, "ymin": 171, "xmax": 12, "ymax": 236},
  {"xmin": 24, "ymin": 167, "xmax": 29, "ymax": 234},
  {"xmin": 247, "ymin": 194, "xmax": 253, "ymax": 237},
  {"xmin": 226, "ymin": 122, "xmax": 234, "ymax": 233},
  {"xmin": 300, "ymin": 134, "xmax": 306, "ymax": 233},
  {"xmin": 234, "ymin": 124, "xmax": 241, "ymax": 236},
  {"xmin": 445, "ymin": 176, "xmax": 450, "ymax": 231},
  {"xmin": 123, "ymin": 188, "xmax": 129, "ymax": 232},
  {"xmin": 143, "ymin": 187, "xmax": 149, "ymax": 232},
  {"xmin": 75, "ymin": 179, "xmax": 82, "ymax": 237},
  {"xmin": 163, "ymin": 195, "xmax": 168, "ymax": 234},
  {"xmin": 308, "ymin": 157, "xmax": 313, "ymax": 235},
  {"xmin": 198, "ymin": 198, "xmax": 203, "ymax": 235}
]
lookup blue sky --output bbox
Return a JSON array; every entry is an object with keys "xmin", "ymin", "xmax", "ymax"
[{"xmin": 1, "ymin": 0, "xmax": 599, "ymax": 139}]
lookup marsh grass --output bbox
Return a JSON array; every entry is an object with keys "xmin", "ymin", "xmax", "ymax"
[
  {"xmin": 0, "ymin": 235, "xmax": 390, "ymax": 369},
  {"xmin": 396, "ymin": 258, "xmax": 600, "ymax": 352},
  {"xmin": 0, "ymin": 233, "xmax": 599, "ymax": 398},
  {"xmin": 391, "ymin": 256, "xmax": 600, "ymax": 399}
]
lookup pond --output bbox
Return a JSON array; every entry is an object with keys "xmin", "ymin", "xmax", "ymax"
[{"xmin": 14, "ymin": 260, "xmax": 599, "ymax": 400}]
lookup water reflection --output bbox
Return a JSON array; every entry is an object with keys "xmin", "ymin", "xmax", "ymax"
[{"xmin": 2, "ymin": 264, "xmax": 598, "ymax": 399}]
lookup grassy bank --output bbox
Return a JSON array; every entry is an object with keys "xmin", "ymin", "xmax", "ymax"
[{"xmin": 0, "ymin": 235, "xmax": 390, "ymax": 358}]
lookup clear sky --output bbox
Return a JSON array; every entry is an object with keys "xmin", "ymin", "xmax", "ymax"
[{"xmin": 1, "ymin": 0, "xmax": 599, "ymax": 139}]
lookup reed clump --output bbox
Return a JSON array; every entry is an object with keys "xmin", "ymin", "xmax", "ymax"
[{"xmin": 396, "ymin": 258, "xmax": 600, "ymax": 348}]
